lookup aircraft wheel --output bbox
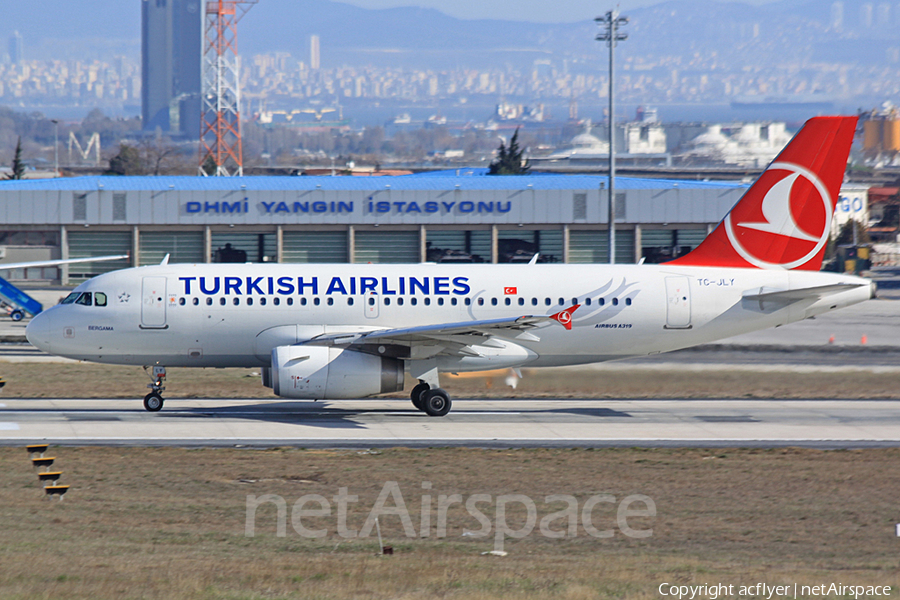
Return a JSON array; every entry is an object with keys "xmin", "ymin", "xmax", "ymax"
[
  {"xmin": 422, "ymin": 388, "xmax": 451, "ymax": 417},
  {"xmin": 10, "ymin": 310, "xmax": 24, "ymax": 322},
  {"xmin": 410, "ymin": 382, "xmax": 430, "ymax": 411},
  {"xmin": 143, "ymin": 392, "xmax": 164, "ymax": 412}
]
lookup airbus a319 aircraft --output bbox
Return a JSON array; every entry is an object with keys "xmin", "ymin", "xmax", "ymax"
[{"xmin": 26, "ymin": 116, "xmax": 872, "ymax": 416}]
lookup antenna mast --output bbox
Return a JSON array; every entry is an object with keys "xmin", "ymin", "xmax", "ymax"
[{"xmin": 199, "ymin": 0, "xmax": 258, "ymax": 176}]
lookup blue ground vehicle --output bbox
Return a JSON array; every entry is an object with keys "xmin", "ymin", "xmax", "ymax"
[{"xmin": 0, "ymin": 276, "xmax": 42, "ymax": 321}]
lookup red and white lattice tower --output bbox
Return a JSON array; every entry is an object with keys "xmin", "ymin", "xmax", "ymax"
[{"xmin": 199, "ymin": 0, "xmax": 257, "ymax": 176}]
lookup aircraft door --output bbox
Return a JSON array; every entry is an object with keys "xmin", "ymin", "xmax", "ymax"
[
  {"xmin": 141, "ymin": 276, "xmax": 168, "ymax": 328},
  {"xmin": 364, "ymin": 292, "xmax": 380, "ymax": 319},
  {"xmin": 664, "ymin": 276, "xmax": 692, "ymax": 329}
]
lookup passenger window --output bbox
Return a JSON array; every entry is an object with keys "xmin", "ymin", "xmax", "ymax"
[
  {"xmin": 491, "ymin": 298, "xmax": 498, "ymax": 306},
  {"xmin": 396, "ymin": 298, "xmax": 402, "ymax": 306},
  {"xmin": 518, "ymin": 297, "xmax": 524, "ymax": 306},
  {"xmin": 247, "ymin": 298, "xmax": 253, "ymax": 306},
  {"xmin": 61, "ymin": 292, "xmax": 80, "ymax": 305},
  {"xmin": 95, "ymin": 292, "xmax": 108, "ymax": 307},
  {"xmin": 612, "ymin": 298, "xmax": 619, "ymax": 306},
  {"xmin": 312, "ymin": 297, "xmax": 319, "ymax": 306},
  {"xmin": 348, "ymin": 298, "xmax": 354, "ymax": 306},
  {"xmin": 75, "ymin": 292, "xmax": 92, "ymax": 306},
  {"xmin": 438, "ymin": 298, "xmax": 444, "ymax": 306},
  {"xmin": 531, "ymin": 298, "xmax": 537, "ymax": 306},
  {"xmin": 301, "ymin": 297, "xmax": 307, "ymax": 306},
  {"xmin": 424, "ymin": 298, "xmax": 431, "ymax": 306},
  {"xmin": 451, "ymin": 298, "xmax": 457, "ymax": 306},
  {"xmin": 219, "ymin": 298, "xmax": 226, "ymax": 306},
  {"xmin": 233, "ymin": 298, "xmax": 239, "ymax": 306},
  {"xmin": 585, "ymin": 298, "xmax": 592, "ymax": 306},
  {"xmin": 384, "ymin": 298, "xmax": 391, "ymax": 306},
  {"xmin": 544, "ymin": 298, "xmax": 551, "ymax": 306},
  {"xmin": 572, "ymin": 298, "xmax": 578, "ymax": 306},
  {"xmin": 599, "ymin": 298, "xmax": 605, "ymax": 306},
  {"xmin": 206, "ymin": 297, "xmax": 212, "ymax": 306},
  {"xmin": 368, "ymin": 297, "xmax": 375, "ymax": 306},
  {"xmin": 273, "ymin": 297, "xmax": 280, "ymax": 306},
  {"xmin": 327, "ymin": 297, "xmax": 334, "ymax": 306},
  {"xmin": 259, "ymin": 297, "xmax": 266, "ymax": 306},
  {"xmin": 626, "ymin": 298, "xmax": 632, "ymax": 306},
  {"xmin": 558, "ymin": 298, "xmax": 564, "ymax": 306},
  {"xmin": 477, "ymin": 298, "xmax": 484, "ymax": 306},
  {"xmin": 505, "ymin": 298, "xmax": 511, "ymax": 306},
  {"xmin": 193, "ymin": 297, "xmax": 199, "ymax": 306},
  {"xmin": 464, "ymin": 298, "xmax": 471, "ymax": 306},
  {"xmin": 287, "ymin": 298, "xmax": 294, "ymax": 306},
  {"xmin": 411, "ymin": 298, "xmax": 418, "ymax": 306}
]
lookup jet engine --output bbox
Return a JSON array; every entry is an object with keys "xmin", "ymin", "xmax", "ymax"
[{"xmin": 271, "ymin": 345, "xmax": 404, "ymax": 399}]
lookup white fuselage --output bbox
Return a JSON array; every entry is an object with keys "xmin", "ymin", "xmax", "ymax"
[{"xmin": 25, "ymin": 262, "xmax": 873, "ymax": 371}]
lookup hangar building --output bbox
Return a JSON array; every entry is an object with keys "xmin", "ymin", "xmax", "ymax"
[{"xmin": 0, "ymin": 174, "xmax": 868, "ymax": 285}]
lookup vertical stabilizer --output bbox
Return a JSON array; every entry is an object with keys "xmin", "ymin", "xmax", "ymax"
[{"xmin": 669, "ymin": 116, "xmax": 857, "ymax": 270}]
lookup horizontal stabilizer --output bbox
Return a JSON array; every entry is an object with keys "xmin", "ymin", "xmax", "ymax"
[{"xmin": 742, "ymin": 282, "xmax": 866, "ymax": 302}]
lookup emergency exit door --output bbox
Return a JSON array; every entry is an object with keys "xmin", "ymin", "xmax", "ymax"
[
  {"xmin": 664, "ymin": 276, "xmax": 692, "ymax": 329},
  {"xmin": 141, "ymin": 276, "xmax": 167, "ymax": 328}
]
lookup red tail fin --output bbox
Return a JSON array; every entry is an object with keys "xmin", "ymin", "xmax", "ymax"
[{"xmin": 669, "ymin": 116, "xmax": 857, "ymax": 270}]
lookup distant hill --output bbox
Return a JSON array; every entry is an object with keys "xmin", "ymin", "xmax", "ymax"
[{"xmin": 2, "ymin": 0, "xmax": 897, "ymax": 69}]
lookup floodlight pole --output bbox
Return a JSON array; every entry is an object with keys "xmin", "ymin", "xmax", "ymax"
[
  {"xmin": 51, "ymin": 119, "xmax": 59, "ymax": 176},
  {"xmin": 596, "ymin": 10, "xmax": 628, "ymax": 264}
]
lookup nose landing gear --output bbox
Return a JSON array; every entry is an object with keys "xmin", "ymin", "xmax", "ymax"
[{"xmin": 142, "ymin": 365, "xmax": 166, "ymax": 412}]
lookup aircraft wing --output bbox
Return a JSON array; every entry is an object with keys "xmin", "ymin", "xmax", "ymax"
[
  {"xmin": 0, "ymin": 254, "xmax": 129, "ymax": 272},
  {"xmin": 742, "ymin": 283, "xmax": 867, "ymax": 302},
  {"xmin": 300, "ymin": 305, "xmax": 580, "ymax": 356}
]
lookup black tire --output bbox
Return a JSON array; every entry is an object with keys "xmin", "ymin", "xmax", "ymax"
[
  {"xmin": 410, "ymin": 382, "xmax": 429, "ymax": 411},
  {"xmin": 10, "ymin": 310, "xmax": 24, "ymax": 322},
  {"xmin": 143, "ymin": 393, "xmax": 164, "ymax": 412},
  {"xmin": 422, "ymin": 388, "xmax": 452, "ymax": 417}
]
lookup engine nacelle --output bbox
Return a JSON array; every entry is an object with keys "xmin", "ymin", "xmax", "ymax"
[{"xmin": 271, "ymin": 345, "xmax": 404, "ymax": 399}]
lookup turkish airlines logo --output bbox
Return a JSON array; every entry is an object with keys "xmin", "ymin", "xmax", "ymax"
[
  {"xmin": 504, "ymin": 287, "xmax": 517, "ymax": 295},
  {"xmin": 550, "ymin": 304, "xmax": 580, "ymax": 330},
  {"xmin": 724, "ymin": 162, "xmax": 833, "ymax": 269}
]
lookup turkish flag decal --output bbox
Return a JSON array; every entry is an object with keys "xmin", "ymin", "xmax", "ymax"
[{"xmin": 504, "ymin": 287, "xmax": 517, "ymax": 295}]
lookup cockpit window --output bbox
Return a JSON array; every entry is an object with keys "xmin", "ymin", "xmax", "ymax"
[
  {"xmin": 75, "ymin": 292, "xmax": 92, "ymax": 306},
  {"xmin": 60, "ymin": 292, "xmax": 80, "ymax": 305},
  {"xmin": 94, "ymin": 292, "xmax": 107, "ymax": 307}
]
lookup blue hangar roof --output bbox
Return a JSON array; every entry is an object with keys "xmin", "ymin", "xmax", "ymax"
[{"xmin": 0, "ymin": 174, "xmax": 745, "ymax": 193}]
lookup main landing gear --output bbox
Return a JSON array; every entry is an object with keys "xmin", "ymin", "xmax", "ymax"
[
  {"xmin": 142, "ymin": 365, "xmax": 166, "ymax": 412},
  {"xmin": 410, "ymin": 380, "xmax": 452, "ymax": 417}
]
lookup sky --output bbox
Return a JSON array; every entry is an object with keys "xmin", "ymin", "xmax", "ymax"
[{"xmin": 339, "ymin": 0, "xmax": 783, "ymax": 23}]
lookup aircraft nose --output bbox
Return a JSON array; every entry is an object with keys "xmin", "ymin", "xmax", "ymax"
[{"xmin": 26, "ymin": 310, "xmax": 53, "ymax": 353}]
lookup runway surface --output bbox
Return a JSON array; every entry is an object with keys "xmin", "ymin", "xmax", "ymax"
[{"xmin": 1, "ymin": 397, "xmax": 899, "ymax": 449}]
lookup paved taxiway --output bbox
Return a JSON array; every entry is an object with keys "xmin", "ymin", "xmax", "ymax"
[{"xmin": 1, "ymin": 397, "xmax": 898, "ymax": 449}]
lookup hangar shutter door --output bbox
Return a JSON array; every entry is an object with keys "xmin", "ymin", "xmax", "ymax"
[
  {"xmin": 569, "ymin": 230, "xmax": 635, "ymax": 264},
  {"xmin": 211, "ymin": 232, "xmax": 277, "ymax": 263},
  {"xmin": 425, "ymin": 230, "xmax": 491, "ymax": 263},
  {"xmin": 675, "ymin": 228, "xmax": 708, "ymax": 251},
  {"xmin": 497, "ymin": 229, "xmax": 564, "ymax": 263},
  {"xmin": 67, "ymin": 230, "xmax": 132, "ymax": 282},
  {"xmin": 282, "ymin": 231, "xmax": 348, "ymax": 263},
  {"xmin": 354, "ymin": 231, "xmax": 419, "ymax": 263},
  {"xmin": 139, "ymin": 231, "xmax": 204, "ymax": 266}
]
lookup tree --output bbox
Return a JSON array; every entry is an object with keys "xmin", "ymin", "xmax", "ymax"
[
  {"xmin": 200, "ymin": 155, "xmax": 218, "ymax": 176},
  {"xmin": 488, "ymin": 128, "xmax": 530, "ymax": 175},
  {"xmin": 106, "ymin": 144, "xmax": 144, "ymax": 176},
  {"xmin": 7, "ymin": 137, "xmax": 25, "ymax": 180},
  {"xmin": 834, "ymin": 218, "xmax": 871, "ymax": 246}
]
